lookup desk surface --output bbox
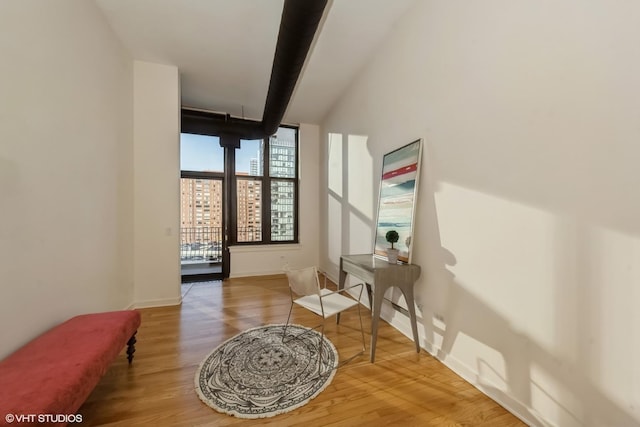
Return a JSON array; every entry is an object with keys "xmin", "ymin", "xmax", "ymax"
[
  {"xmin": 341, "ymin": 254, "xmax": 421, "ymax": 278},
  {"xmin": 341, "ymin": 254, "xmax": 396, "ymax": 271}
]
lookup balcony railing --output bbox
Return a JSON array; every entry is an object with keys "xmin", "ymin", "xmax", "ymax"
[
  {"xmin": 237, "ymin": 227, "xmax": 261, "ymax": 242},
  {"xmin": 180, "ymin": 226, "xmax": 271, "ymax": 263},
  {"xmin": 181, "ymin": 227, "xmax": 222, "ymax": 262}
]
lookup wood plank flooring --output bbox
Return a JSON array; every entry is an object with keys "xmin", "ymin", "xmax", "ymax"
[{"xmin": 79, "ymin": 275, "xmax": 526, "ymax": 426}]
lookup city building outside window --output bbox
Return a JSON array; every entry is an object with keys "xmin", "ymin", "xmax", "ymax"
[{"xmin": 236, "ymin": 126, "xmax": 298, "ymax": 244}]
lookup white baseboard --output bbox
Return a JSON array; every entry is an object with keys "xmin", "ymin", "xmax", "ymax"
[
  {"xmin": 229, "ymin": 270, "xmax": 284, "ymax": 278},
  {"xmin": 132, "ymin": 296, "xmax": 182, "ymax": 309}
]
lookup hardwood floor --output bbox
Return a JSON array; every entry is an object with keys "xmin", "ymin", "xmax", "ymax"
[{"xmin": 79, "ymin": 275, "xmax": 526, "ymax": 426}]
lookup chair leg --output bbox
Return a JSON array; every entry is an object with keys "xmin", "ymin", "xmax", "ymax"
[
  {"xmin": 319, "ymin": 322, "xmax": 325, "ymax": 372},
  {"xmin": 282, "ymin": 301, "xmax": 295, "ymax": 342},
  {"xmin": 283, "ymin": 302, "xmax": 324, "ymax": 345},
  {"xmin": 336, "ymin": 284, "xmax": 366, "ymax": 367},
  {"xmin": 284, "ymin": 309, "xmax": 330, "ymax": 377},
  {"xmin": 282, "ymin": 291, "xmax": 366, "ymax": 373}
]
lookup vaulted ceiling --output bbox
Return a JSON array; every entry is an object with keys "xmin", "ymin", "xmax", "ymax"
[{"xmin": 95, "ymin": 0, "xmax": 416, "ymax": 124}]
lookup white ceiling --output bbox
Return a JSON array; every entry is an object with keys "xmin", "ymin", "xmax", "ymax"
[{"xmin": 95, "ymin": 0, "xmax": 416, "ymax": 124}]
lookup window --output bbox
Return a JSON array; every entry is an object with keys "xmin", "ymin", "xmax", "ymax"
[
  {"xmin": 235, "ymin": 127, "xmax": 298, "ymax": 244},
  {"xmin": 181, "ymin": 108, "xmax": 299, "ymax": 247}
]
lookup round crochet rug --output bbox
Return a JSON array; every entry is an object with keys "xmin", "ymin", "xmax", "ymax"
[{"xmin": 195, "ymin": 324, "xmax": 338, "ymax": 419}]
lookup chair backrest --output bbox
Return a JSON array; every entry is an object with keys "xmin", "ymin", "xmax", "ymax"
[{"xmin": 283, "ymin": 265, "xmax": 321, "ymax": 297}]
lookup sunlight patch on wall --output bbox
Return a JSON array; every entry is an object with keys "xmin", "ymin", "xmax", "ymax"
[
  {"xmin": 347, "ymin": 134, "xmax": 374, "ymax": 254},
  {"xmin": 347, "ymin": 134, "xmax": 372, "ymax": 215},
  {"xmin": 434, "ymin": 181, "xmax": 558, "ymax": 348},
  {"xmin": 433, "ymin": 181, "xmax": 640, "ymax": 426},
  {"xmin": 573, "ymin": 225, "xmax": 640, "ymax": 414},
  {"xmin": 327, "ymin": 133, "xmax": 343, "ymax": 197},
  {"xmin": 327, "ymin": 195, "xmax": 342, "ymax": 267}
]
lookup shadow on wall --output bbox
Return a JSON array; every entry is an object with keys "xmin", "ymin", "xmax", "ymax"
[{"xmin": 428, "ymin": 245, "xmax": 639, "ymax": 427}]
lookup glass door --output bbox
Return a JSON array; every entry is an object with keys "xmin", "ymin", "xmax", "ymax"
[
  {"xmin": 180, "ymin": 134, "xmax": 226, "ymax": 281},
  {"xmin": 180, "ymin": 177, "xmax": 223, "ymax": 280}
]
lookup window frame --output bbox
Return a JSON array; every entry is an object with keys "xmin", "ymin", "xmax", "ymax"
[{"xmin": 235, "ymin": 125, "xmax": 299, "ymax": 245}]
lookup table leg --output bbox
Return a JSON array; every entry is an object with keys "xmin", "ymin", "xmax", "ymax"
[
  {"xmin": 338, "ymin": 265, "xmax": 346, "ymax": 291},
  {"xmin": 370, "ymin": 285, "xmax": 385, "ymax": 363},
  {"xmin": 337, "ymin": 262, "xmax": 347, "ymax": 324},
  {"xmin": 402, "ymin": 285, "xmax": 421, "ymax": 354}
]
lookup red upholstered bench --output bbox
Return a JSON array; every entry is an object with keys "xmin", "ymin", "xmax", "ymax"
[{"xmin": 0, "ymin": 310, "xmax": 140, "ymax": 426}]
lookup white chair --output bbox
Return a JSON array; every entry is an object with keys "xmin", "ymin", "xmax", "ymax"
[{"xmin": 283, "ymin": 265, "xmax": 366, "ymax": 370}]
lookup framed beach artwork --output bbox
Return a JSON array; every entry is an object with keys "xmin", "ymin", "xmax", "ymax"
[{"xmin": 374, "ymin": 139, "xmax": 423, "ymax": 264}]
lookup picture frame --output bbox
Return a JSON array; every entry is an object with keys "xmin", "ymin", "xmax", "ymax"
[{"xmin": 373, "ymin": 139, "xmax": 423, "ymax": 264}]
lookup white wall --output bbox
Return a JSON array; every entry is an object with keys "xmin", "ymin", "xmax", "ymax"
[
  {"xmin": 321, "ymin": 1, "xmax": 640, "ymax": 426},
  {"xmin": 133, "ymin": 61, "xmax": 181, "ymax": 307},
  {"xmin": 230, "ymin": 123, "xmax": 321, "ymax": 277},
  {"xmin": 0, "ymin": 0, "xmax": 134, "ymax": 358}
]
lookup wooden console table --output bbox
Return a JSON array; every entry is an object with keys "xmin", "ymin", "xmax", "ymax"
[{"xmin": 338, "ymin": 254, "xmax": 421, "ymax": 362}]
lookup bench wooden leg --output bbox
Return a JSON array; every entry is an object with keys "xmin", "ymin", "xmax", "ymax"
[{"xmin": 127, "ymin": 332, "xmax": 137, "ymax": 364}]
